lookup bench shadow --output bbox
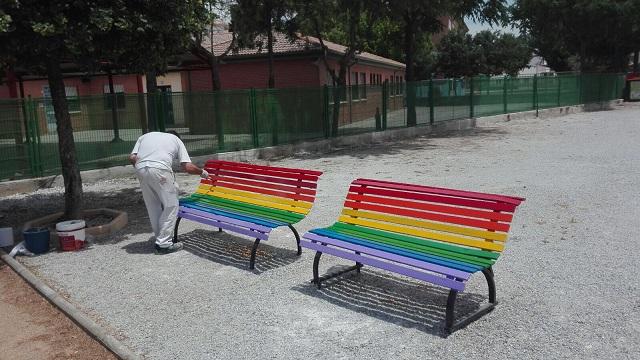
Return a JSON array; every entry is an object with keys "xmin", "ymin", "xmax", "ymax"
[
  {"xmin": 292, "ymin": 266, "xmax": 487, "ymax": 337},
  {"xmin": 179, "ymin": 229, "xmax": 300, "ymax": 273}
]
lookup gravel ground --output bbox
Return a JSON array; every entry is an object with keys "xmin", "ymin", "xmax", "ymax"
[{"xmin": 3, "ymin": 104, "xmax": 639, "ymax": 359}]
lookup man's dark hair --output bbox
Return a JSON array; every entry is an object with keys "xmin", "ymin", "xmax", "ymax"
[{"xmin": 166, "ymin": 130, "xmax": 181, "ymax": 140}]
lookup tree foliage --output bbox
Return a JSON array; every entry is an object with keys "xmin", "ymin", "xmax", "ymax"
[
  {"xmin": 513, "ymin": 0, "xmax": 640, "ymax": 72},
  {"xmin": 0, "ymin": 1, "xmax": 211, "ymax": 218}
]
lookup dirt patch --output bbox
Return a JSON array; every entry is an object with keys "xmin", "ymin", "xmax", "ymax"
[{"xmin": 0, "ymin": 261, "xmax": 117, "ymax": 360}]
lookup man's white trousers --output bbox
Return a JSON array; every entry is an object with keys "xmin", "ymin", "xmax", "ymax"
[{"xmin": 135, "ymin": 167, "xmax": 179, "ymax": 248}]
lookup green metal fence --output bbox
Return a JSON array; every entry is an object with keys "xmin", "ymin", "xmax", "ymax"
[{"xmin": 0, "ymin": 72, "xmax": 625, "ymax": 181}]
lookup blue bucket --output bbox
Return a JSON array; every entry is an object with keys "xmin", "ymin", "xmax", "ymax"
[{"xmin": 23, "ymin": 227, "xmax": 50, "ymax": 254}]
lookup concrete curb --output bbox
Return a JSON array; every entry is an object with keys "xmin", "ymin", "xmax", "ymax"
[{"xmin": 0, "ymin": 249, "xmax": 142, "ymax": 360}]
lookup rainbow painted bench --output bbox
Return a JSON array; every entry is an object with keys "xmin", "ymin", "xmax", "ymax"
[
  {"xmin": 300, "ymin": 178, "xmax": 524, "ymax": 333},
  {"xmin": 174, "ymin": 160, "xmax": 323, "ymax": 269}
]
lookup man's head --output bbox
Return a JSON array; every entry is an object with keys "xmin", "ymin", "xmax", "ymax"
[{"xmin": 166, "ymin": 130, "xmax": 181, "ymax": 140}]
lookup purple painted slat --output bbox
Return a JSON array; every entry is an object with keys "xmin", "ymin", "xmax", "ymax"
[
  {"xmin": 179, "ymin": 206, "xmax": 272, "ymax": 233},
  {"xmin": 302, "ymin": 232, "xmax": 472, "ymax": 281},
  {"xmin": 302, "ymin": 239, "xmax": 467, "ymax": 292},
  {"xmin": 180, "ymin": 212, "xmax": 270, "ymax": 240}
]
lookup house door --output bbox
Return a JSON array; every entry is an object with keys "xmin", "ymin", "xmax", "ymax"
[{"xmin": 157, "ymin": 85, "xmax": 175, "ymax": 126}]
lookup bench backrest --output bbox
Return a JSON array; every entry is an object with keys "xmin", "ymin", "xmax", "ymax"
[
  {"xmin": 339, "ymin": 178, "xmax": 525, "ymax": 255},
  {"xmin": 197, "ymin": 160, "xmax": 323, "ymax": 217}
]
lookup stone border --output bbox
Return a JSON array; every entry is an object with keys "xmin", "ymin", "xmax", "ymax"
[
  {"xmin": 0, "ymin": 100, "xmax": 622, "ymax": 197},
  {"xmin": 0, "ymin": 249, "xmax": 142, "ymax": 360}
]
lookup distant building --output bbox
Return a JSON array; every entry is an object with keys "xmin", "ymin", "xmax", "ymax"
[{"xmin": 519, "ymin": 55, "xmax": 553, "ymax": 76}]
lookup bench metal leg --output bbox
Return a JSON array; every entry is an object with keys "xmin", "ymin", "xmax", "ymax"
[
  {"xmin": 218, "ymin": 227, "xmax": 223, "ymax": 232},
  {"xmin": 173, "ymin": 217, "xmax": 182, "ymax": 243},
  {"xmin": 249, "ymin": 238, "xmax": 261, "ymax": 270},
  {"xmin": 288, "ymin": 225, "xmax": 302, "ymax": 255},
  {"xmin": 311, "ymin": 250, "xmax": 362, "ymax": 289},
  {"xmin": 445, "ymin": 267, "xmax": 497, "ymax": 334}
]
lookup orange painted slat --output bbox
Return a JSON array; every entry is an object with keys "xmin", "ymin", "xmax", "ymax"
[
  {"xmin": 345, "ymin": 193, "xmax": 513, "ymax": 222},
  {"xmin": 203, "ymin": 176, "xmax": 316, "ymax": 196},
  {"xmin": 208, "ymin": 180, "xmax": 315, "ymax": 202}
]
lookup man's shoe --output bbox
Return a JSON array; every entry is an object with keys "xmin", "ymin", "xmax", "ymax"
[{"xmin": 155, "ymin": 242, "xmax": 183, "ymax": 255}]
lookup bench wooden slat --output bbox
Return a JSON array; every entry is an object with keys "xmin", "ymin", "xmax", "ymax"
[
  {"xmin": 209, "ymin": 160, "xmax": 323, "ymax": 176},
  {"xmin": 180, "ymin": 211, "xmax": 270, "ymax": 240},
  {"xmin": 206, "ymin": 168, "xmax": 318, "ymax": 189},
  {"xmin": 185, "ymin": 194, "xmax": 304, "ymax": 224},
  {"xmin": 180, "ymin": 202, "xmax": 284, "ymax": 228},
  {"xmin": 198, "ymin": 184, "xmax": 314, "ymax": 210},
  {"xmin": 302, "ymin": 238, "xmax": 467, "ymax": 292},
  {"xmin": 329, "ymin": 222, "xmax": 499, "ymax": 262},
  {"xmin": 180, "ymin": 206, "xmax": 274, "ymax": 232},
  {"xmin": 208, "ymin": 161, "xmax": 320, "ymax": 182},
  {"xmin": 349, "ymin": 185, "xmax": 518, "ymax": 213},
  {"xmin": 195, "ymin": 188, "xmax": 310, "ymax": 215},
  {"xmin": 304, "ymin": 232, "xmax": 474, "ymax": 279},
  {"xmin": 338, "ymin": 216, "xmax": 505, "ymax": 252},
  {"xmin": 343, "ymin": 199, "xmax": 511, "ymax": 232},
  {"xmin": 204, "ymin": 176, "xmax": 317, "ymax": 196},
  {"xmin": 207, "ymin": 181, "xmax": 315, "ymax": 202},
  {"xmin": 353, "ymin": 178, "xmax": 525, "ymax": 205},
  {"xmin": 346, "ymin": 193, "xmax": 513, "ymax": 222},
  {"xmin": 341, "ymin": 209, "xmax": 507, "ymax": 242},
  {"xmin": 310, "ymin": 229, "xmax": 485, "ymax": 273}
]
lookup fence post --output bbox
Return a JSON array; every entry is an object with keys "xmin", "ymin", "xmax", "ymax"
[
  {"xmin": 598, "ymin": 73, "xmax": 603, "ymax": 109},
  {"xmin": 382, "ymin": 80, "xmax": 388, "ymax": 130},
  {"xmin": 557, "ymin": 75, "xmax": 561, "ymax": 107},
  {"xmin": 469, "ymin": 77, "xmax": 474, "ymax": 118},
  {"xmin": 533, "ymin": 74, "xmax": 539, "ymax": 117},
  {"xmin": 269, "ymin": 90, "xmax": 278, "ymax": 146},
  {"xmin": 429, "ymin": 78, "xmax": 434, "ymax": 125},
  {"xmin": 23, "ymin": 97, "xmax": 36, "ymax": 177},
  {"xmin": 250, "ymin": 88, "xmax": 259, "ymax": 148},
  {"xmin": 25, "ymin": 97, "xmax": 43, "ymax": 177},
  {"xmin": 503, "ymin": 76, "xmax": 508, "ymax": 114},
  {"xmin": 322, "ymin": 85, "xmax": 330, "ymax": 138},
  {"xmin": 578, "ymin": 73, "xmax": 583, "ymax": 105},
  {"xmin": 214, "ymin": 91, "xmax": 224, "ymax": 150}
]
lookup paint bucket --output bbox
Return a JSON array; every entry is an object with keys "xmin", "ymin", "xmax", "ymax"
[
  {"xmin": 56, "ymin": 220, "xmax": 86, "ymax": 251},
  {"xmin": 0, "ymin": 227, "xmax": 14, "ymax": 247},
  {"xmin": 23, "ymin": 227, "xmax": 50, "ymax": 254}
]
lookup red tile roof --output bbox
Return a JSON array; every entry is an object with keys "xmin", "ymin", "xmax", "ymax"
[{"xmin": 201, "ymin": 31, "xmax": 405, "ymax": 68}]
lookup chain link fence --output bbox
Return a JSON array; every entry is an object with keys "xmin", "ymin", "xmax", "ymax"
[{"xmin": 0, "ymin": 72, "xmax": 625, "ymax": 181}]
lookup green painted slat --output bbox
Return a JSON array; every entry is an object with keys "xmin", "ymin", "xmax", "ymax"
[
  {"xmin": 330, "ymin": 222, "xmax": 500, "ymax": 260},
  {"xmin": 329, "ymin": 226, "xmax": 494, "ymax": 267},
  {"xmin": 186, "ymin": 194, "xmax": 304, "ymax": 223}
]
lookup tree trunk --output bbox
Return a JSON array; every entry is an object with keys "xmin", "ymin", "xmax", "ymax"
[
  {"xmin": 404, "ymin": 12, "xmax": 417, "ymax": 127},
  {"xmin": 107, "ymin": 70, "xmax": 122, "ymax": 142},
  {"xmin": 145, "ymin": 70, "xmax": 158, "ymax": 131},
  {"xmin": 210, "ymin": 56, "xmax": 222, "ymax": 91},
  {"xmin": 267, "ymin": 13, "xmax": 275, "ymax": 88},
  {"xmin": 46, "ymin": 58, "xmax": 83, "ymax": 219}
]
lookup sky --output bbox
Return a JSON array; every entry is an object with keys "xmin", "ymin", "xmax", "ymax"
[{"xmin": 464, "ymin": 16, "xmax": 520, "ymax": 35}]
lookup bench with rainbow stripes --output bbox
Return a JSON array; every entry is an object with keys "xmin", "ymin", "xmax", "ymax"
[
  {"xmin": 174, "ymin": 160, "xmax": 323, "ymax": 269},
  {"xmin": 300, "ymin": 178, "xmax": 525, "ymax": 333}
]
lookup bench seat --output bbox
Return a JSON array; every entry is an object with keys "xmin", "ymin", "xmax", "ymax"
[{"xmin": 175, "ymin": 160, "xmax": 323, "ymax": 269}]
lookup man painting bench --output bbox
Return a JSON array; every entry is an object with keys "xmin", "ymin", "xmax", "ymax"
[
  {"xmin": 175, "ymin": 160, "xmax": 322, "ymax": 269},
  {"xmin": 300, "ymin": 178, "xmax": 524, "ymax": 333}
]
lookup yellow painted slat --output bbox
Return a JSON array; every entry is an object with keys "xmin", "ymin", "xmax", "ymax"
[
  {"xmin": 338, "ymin": 216, "xmax": 504, "ymax": 252},
  {"xmin": 196, "ymin": 189, "xmax": 310, "ymax": 215},
  {"xmin": 341, "ymin": 209, "xmax": 507, "ymax": 242},
  {"xmin": 197, "ymin": 184, "xmax": 312, "ymax": 209}
]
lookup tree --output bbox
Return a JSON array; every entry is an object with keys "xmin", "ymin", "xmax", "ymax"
[
  {"xmin": 230, "ymin": 0, "xmax": 294, "ymax": 88},
  {"xmin": 0, "ymin": 1, "xmax": 211, "ymax": 219},
  {"xmin": 383, "ymin": 1, "xmax": 508, "ymax": 126},
  {"xmin": 436, "ymin": 30, "xmax": 480, "ymax": 77},
  {"xmin": 513, "ymin": 0, "xmax": 640, "ymax": 72},
  {"xmin": 294, "ymin": 0, "xmax": 383, "ymax": 136}
]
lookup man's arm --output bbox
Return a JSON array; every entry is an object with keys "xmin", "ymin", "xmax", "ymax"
[{"xmin": 182, "ymin": 162, "xmax": 209, "ymax": 178}]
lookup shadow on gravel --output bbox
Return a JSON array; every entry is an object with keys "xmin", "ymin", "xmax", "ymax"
[
  {"xmin": 178, "ymin": 229, "xmax": 300, "ymax": 273},
  {"xmin": 293, "ymin": 267, "xmax": 486, "ymax": 337},
  {"xmin": 288, "ymin": 127, "xmax": 506, "ymax": 161}
]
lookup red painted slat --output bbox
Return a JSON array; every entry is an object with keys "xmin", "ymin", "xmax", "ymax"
[
  {"xmin": 207, "ymin": 180, "xmax": 316, "ymax": 202},
  {"xmin": 353, "ymin": 179, "xmax": 525, "ymax": 205},
  {"xmin": 207, "ymin": 161, "xmax": 320, "ymax": 181},
  {"xmin": 203, "ymin": 176, "xmax": 316, "ymax": 196},
  {"xmin": 343, "ymin": 200, "xmax": 511, "ymax": 232},
  {"xmin": 205, "ymin": 168, "xmax": 318, "ymax": 189},
  {"xmin": 208, "ymin": 160, "xmax": 323, "ymax": 176},
  {"xmin": 345, "ymin": 194, "xmax": 513, "ymax": 222},
  {"xmin": 349, "ymin": 185, "xmax": 518, "ymax": 212}
]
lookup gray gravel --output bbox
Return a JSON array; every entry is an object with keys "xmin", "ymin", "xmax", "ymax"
[{"xmin": 6, "ymin": 104, "xmax": 640, "ymax": 359}]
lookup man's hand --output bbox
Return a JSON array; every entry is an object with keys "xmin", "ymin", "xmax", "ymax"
[
  {"xmin": 200, "ymin": 169, "xmax": 210, "ymax": 179},
  {"xmin": 129, "ymin": 154, "xmax": 138, "ymax": 166}
]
